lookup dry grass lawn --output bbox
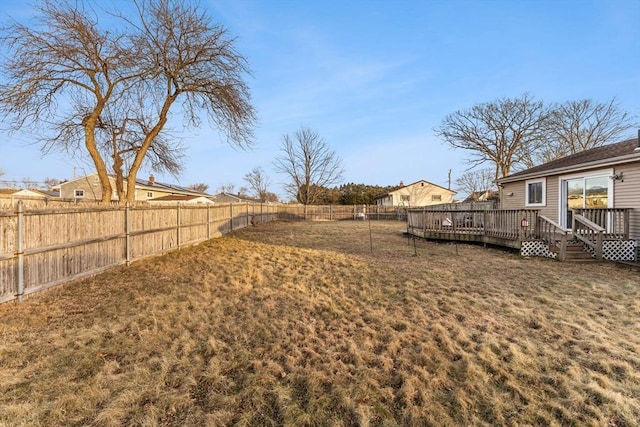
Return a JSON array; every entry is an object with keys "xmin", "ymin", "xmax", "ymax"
[{"xmin": 1, "ymin": 220, "xmax": 639, "ymax": 426}]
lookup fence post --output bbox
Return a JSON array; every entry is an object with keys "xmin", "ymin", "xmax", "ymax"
[
  {"xmin": 230, "ymin": 203, "xmax": 234, "ymax": 231},
  {"xmin": 125, "ymin": 202, "xmax": 131, "ymax": 266},
  {"xmin": 176, "ymin": 203, "xmax": 181, "ymax": 248},
  {"xmin": 246, "ymin": 202, "xmax": 250, "ymax": 228},
  {"xmin": 207, "ymin": 205, "xmax": 211, "ymax": 239},
  {"xmin": 15, "ymin": 200, "xmax": 24, "ymax": 302}
]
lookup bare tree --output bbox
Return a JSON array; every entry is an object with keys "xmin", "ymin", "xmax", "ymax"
[
  {"xmin": 217, "ymin": 183, "xmax": 236, "ymax": 194},
  {"xmin": 529, "ymin": 98, "xmax": 635, "ymax": 166},
  {"xmin": 274, "ymin": 126, "xmax": 344, "ymax": 205},
  {"xmin": 97, "ymin": 98, "xmax": 185, "ymax": 200},
  {"xmin": 21, "ymin": 178, "xmax": 39, "ymax": 190},
  {"xmin": 0, "ymin": 0, "xmax": 133, "ymax": 202},
  {"xmin": 243, "ymin": 167, "xmax": 272, "ymax": 201},
  {"xmin": 262, "ymin": 192, "xmax": 280, "ymax": 203},
  {"xmin": 435, "ymin": 93, "xmax": 549, "ymax": 182},
  {"xmin": 0, "ymin": 0, "xmax": 256, "ymax": 203},
  {"xmin": 187, "ymin": 183, "xmax": 209, "ymax": 193},
  {"xmin": 117, "ymin": 0, "xmax": 255, "ymax": 202},
  {"xmin": 454, "ymin": 168, "xmax": 495, "ymax": 197},
  {"xmin": 44, "ymin": 178, "xmax": 62, "ymax": 190}
]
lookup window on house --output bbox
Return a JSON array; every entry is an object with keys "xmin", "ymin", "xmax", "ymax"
[
  {"xmin": 147, "ymin": 192, "xmax": 153, "ymax": 198},
  {"xmin": 401, "ymin": 195, "xmax": 410, "ymax": 201},
  {"xmin": 74, "ymin": 189, "xmax": 85, "ymax": 198},
  {"xmin": 525, "ymin": 178, "xmax": 546, "ymax": 206},
  {"xmin": 432, "ymin": 194, "xmax": 442, "ymax": 201}
]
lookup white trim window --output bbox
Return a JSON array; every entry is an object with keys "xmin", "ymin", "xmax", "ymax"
[
  {"xmin": 525, "ymin": 178, "xmax": 546, "ymax": 207},
  {"xmin": 74, "ymin": 189, "xmax": 85, "ymax": 198},
  {"xmin": 147, "ymin": 192, "xmax": 153, "ymax": 199}
]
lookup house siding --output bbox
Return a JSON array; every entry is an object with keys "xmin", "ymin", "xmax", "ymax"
[
  {"xmin": 376, "ymin": 181, "xmax": 455, "ymax": 207},
  {"xmin": 501, "ymin": 176, "xmax": 558, "ymax": 220},
  {"xmin": 502, "ymin": 160, "xmax": 639, "ymax": 259},
  {"xmin": 135, "ymin": 188, "xmax": 155, "ymax": 201},
  {"xmin": 59, "ymin": 175, "xmax": 117, "ymax": 201},
  {"xmin": 613, "ymin": 161, "xmax": 640, "ymax": 242},
  {"xmin": 59, "ymin": 173, "xmax": 209, "ymax": 202},
  {"xmin": 500, "ymin": 183, "xmax": 524, "ymax": 209},
  {"xmin": 546, "ymin": 176, "xmax": 560, "ymax": 220}
]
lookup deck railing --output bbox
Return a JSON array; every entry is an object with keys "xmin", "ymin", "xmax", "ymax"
[
  {"xmin": 572, "ymin": 214, "xmax": 604, "ymax": 261},
  {"xmin": 485, "ymin": 209, "xmax": 538, "ymax": 240},
  {"xmin": 407, "ymin": 208, "xmax": 539, "ymax": 241},
  {"xmin": 574, "ymin": 208, "xmax": 630, "ymax": 239},
  {"xmin": 537, "ymin": 215, "xmax": 569, "ymax": 261},
  {"xmin": 407, "ymin": 207, "xmax": 633, "ymax": 261}
]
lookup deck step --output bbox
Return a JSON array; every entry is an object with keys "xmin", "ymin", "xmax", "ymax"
[
  {"xmin": 549, "ymin": 241, "xmax": 596, "ymax": 261},
  {"xmin": 564, "ymin": 251, "xmax": 595, "ymax": 261}
]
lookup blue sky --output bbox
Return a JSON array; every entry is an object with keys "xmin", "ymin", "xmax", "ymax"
[{"xmin": 1, "ymin": 0, "xmax": 639, "ymax": 199}]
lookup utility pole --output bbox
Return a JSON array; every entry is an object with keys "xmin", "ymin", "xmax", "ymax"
[{"xmin": 448, "ymin": 169, "xmax": 452, "ymax": 190}]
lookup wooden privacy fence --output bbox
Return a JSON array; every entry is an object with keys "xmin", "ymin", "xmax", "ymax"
[
  {"xmin": 277, "ymin": 204, "xmax": 408, "ymax": 221},
  {"xmin": 0, "ymin": 202, "xmax": 409, "ymax": 303},
  {"xmin": 0, "ymin": 201, "xmax": 278, "ymax": 304}
]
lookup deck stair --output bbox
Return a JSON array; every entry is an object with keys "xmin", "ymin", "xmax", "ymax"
[{"xmin": 550, "ymin": 239, "xmax": 595, "ymax": 261}]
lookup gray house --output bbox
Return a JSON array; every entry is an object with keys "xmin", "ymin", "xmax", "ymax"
[{"xmin": 498, "ymin": 136, "xmax": 640, "ymax": 261}]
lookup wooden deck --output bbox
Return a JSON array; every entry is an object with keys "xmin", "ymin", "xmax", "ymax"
[
  {"xmin": 406, "ymin": 209, "xmax": 539, "ymax": 249},
  {"xmin": 406, "ymin": 207, "xmax": 633, "ymax": 257}
]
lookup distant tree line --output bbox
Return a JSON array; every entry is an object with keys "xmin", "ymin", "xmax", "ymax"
[{"xmin": 311, "ymin": 183, "xmax": 402, "ymax": 205}]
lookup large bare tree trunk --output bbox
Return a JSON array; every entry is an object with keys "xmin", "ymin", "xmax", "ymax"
[{"xmin": 83, "ymin": 115, "xmax": 112, "ymax": 204}]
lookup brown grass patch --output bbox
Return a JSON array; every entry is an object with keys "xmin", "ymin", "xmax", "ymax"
[{"xmin": 1, "ymin": 220, "xmax": 639, "ymax": 426}]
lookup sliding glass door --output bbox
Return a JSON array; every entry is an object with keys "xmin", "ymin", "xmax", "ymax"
[
  {"xmin": 565, "ymin": 178, "xmax": 584, "ymax": 227},
  {"xmin": 561, "ymin": 174, "xmax": 610, "ymax": 228}
]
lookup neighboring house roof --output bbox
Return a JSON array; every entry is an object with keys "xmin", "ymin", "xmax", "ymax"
[
  {"xmin": 148, "ymin": 195, "xmax": 213, "ymax": 203},
  {"xmin": 135, "ymin": 177, "xmax": 209, "ymax": 197},
  {"xmin": 210, "ymin": 192, "xmax": 260, "ymax": 203},
  {"xmin": 499, "ymin": 137, "xmax": 640, "ymax": 184},
  {"xmin": 462, "ymin": 189, "xmax": 499, "ymax": 203},
  {"xmin": 57, "ymin": 174, "xmax": 110, "ymax": 187},
  {"xmin": 0, "ymin": 188, "xmax": 50, "ymax": 198},
  {"xmin": 374, "ymin": 180, "xmax": 456, "ymax": 199},
  {"xmin": 59, "ymin": 173, "xmax": 210, "ymax": 197}
]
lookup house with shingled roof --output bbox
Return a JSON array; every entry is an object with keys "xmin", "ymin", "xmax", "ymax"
[
  {"xmin": 497, "ymin": 134, "xmax": 640, "ymax": 261},
  {"xmin": 374, "ymin": 180, "xmax": 456, "ymax": 207},
  {"xmin": 58, "ymin": 173, "xmax": 211, "ymax": 202}
]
